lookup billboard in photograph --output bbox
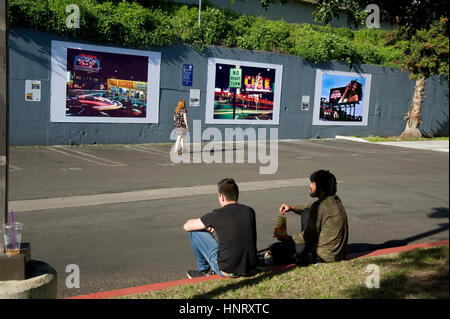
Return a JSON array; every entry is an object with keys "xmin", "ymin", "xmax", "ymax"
[
  {"xmin": 313, "ymin": 70, "xmax": 372, "ymax": 126},
  {"xmin": 205, "ymin": 58, "xmax": 283, "ymax": 125},
  {"xmin": 50, "ymin": 41, "xmax": 161, "ymax": 123}
]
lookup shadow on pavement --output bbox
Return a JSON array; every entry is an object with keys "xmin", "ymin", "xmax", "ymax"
[{"xmin": 347, "ymin": 207, "xmax": 448, "ymax": 258}]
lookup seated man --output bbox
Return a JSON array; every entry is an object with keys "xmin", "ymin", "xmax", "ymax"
[
  {"xmin": 274, "ymin": 170, "xmax": 349, "ymax": 265},
  {"xmin": 183, "ymin": 178, "xmax": 257, "ymax": 278}
]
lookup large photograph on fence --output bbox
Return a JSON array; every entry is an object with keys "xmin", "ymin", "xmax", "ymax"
[
  {"xmin": 313, "ymin": 70, "xmax": 372, "ymax": 126},
  {"xmin": 51, "ymin": 41, "xmax": 161, "ymax": 123},
  {"xmin": 205, "ymin": 58, "xmax": 283, "ymax": 125}
]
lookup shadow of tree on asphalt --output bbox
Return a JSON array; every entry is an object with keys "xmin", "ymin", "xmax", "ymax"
[
  {"xmin": 427, "ymin": 207, "xmax": 449, "ymax": 221},
  {"xmin": 347, "ymin": 207, "xmax": 449, "ymax": 259}
]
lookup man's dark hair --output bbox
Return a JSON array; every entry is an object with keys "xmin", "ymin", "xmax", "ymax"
[
  {"xmin": 218, "ymin": 178, "xmax": 239, "ymax": 202},
  {"xmin": 310, "ymin": 170, "xmax": 337, "ymax": 196}
]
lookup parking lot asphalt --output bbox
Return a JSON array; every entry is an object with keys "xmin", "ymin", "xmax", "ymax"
[{"xmin": 7, "ymin": 138, "xmax": 449, "ymax": 298}]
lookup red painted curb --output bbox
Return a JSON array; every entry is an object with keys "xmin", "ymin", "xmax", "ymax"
[
  {"xmin": 66, "ymin": 274, "xmax": 224, "ymax": 299},
  {"xmin": 66, "ymin": 239, "xmax": 449, "ymax": 299},
  {"xmin": 348, "ymin": 239, "xmax": 449, "ymax": 259}
]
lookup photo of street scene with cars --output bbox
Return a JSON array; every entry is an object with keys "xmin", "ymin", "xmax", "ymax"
[
  {"xmin": 66, "ymin": 48, "xmax": 149, "ymax": 118},
  {"xmin": 213, "ymin": 63, "xmax": 276, "ymax": 121}
]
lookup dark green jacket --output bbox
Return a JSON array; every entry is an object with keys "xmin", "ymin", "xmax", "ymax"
[{"xmin": 291, "ymin": 195, "xmax": 348, "ymax": 262}]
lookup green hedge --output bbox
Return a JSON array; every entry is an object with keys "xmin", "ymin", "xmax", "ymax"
[{"xmin": 8, "ymin": 0, "xmax": 404, "ymax": 67}]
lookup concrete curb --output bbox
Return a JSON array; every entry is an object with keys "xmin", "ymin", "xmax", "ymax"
[
  {"xmin": 335, "ymin": 135, "xmax": 370, "ymax": 143},
  {"xmin": 376, "ymin": 140, "xmax": 449, "ymax": 152},
  {"xmin": 335, "ymin": 135, "xmax": 449, "ymax": 152},
  {"xmin": 0, "ymin": 260, "xmax": 57, "ymax": 299},
  {"xmin": 67, "ymin": 239, "xmax": 449, "ymax": 299}
]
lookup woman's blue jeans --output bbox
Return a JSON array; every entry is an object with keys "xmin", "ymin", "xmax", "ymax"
[{"xmin": 189, "ymin": 231, "xmax": 224, "ymax": 277}]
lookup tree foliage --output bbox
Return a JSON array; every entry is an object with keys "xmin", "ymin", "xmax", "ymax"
[
  {"xmin": 393, "ymin": 18, "xmax": 449, "ymax": 81},
  {"xmin": 268, "ymin": 0, "xmax": 449, "ymax": 81},
  {"xmin": 6, "ymin": 0, "xmax": 406, "ymax": 69},
  {"xmin": 311, "ymin": 0, "xmax": 448, "ymax": 36}
]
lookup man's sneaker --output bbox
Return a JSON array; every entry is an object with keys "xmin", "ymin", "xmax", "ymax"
[{"xmin": 186, "ymin": 269, "xmax": 214, "ymax": 279}]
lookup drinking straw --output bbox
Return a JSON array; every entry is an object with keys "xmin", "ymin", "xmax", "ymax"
[{"xmin": 10, "ymin": 210, "xmax": 16, "ymax": 251}]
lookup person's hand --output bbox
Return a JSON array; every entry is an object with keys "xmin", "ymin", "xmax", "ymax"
[
  {"xmin": 274, "ymin": 233, "xmax": 291, "ymax": 242},
  {"xmin": 279, "ymin": 203, "xmax": 291, "ymax": 215},
  {"xmin": 207, "ymin": 227, "xmax": 215, "ymax": 234}
]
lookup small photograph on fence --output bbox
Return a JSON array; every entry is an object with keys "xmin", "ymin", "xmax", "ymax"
[
  {"xmin": 50, "ymin": 41, "xmax": 161, "ymax": 123},
  {"xmin": 205, "ymin": 58, "xmax": 283, "ymax": 125},
  {"xmin": 312, "ymin": 70, "xmax": 372, "ymax": 126}
]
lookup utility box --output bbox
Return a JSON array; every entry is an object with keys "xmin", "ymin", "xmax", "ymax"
[{"xmin": 0, "ymin": 243, "xmax": 31, "ymax": 281}]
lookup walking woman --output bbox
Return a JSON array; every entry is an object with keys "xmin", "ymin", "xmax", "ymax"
[{"xmin": 173, "ymin": 99, "xmax": 189, "ymax": 155}]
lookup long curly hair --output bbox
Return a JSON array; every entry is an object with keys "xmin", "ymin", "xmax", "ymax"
[
  {"xmin": 174, "ymin": 99, "xmax": 186, "ymax": 114},
  {"xmin": 310, "ymin": 170, "xmax": 337, "ymax": 196}
]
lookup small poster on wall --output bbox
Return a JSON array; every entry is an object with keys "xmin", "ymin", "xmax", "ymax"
[
  {"xmin": 313, "ymin": 70, "xmax": 372, "ymax": 126},
  {"xmin": 205, "ymin": 58, "xmax": 283, "ymax": 125},
  {"xmin": 50, "ymin": 40, "xmax": 161, "ymax": 123},
  {"xmin": 301, "ymin": 95, "xmax": 310, "ymax": 111},
  {"xmin": 189, "ymin": 89, "xmax": 200, "ymax": 107},
  {"xmin": 25, "ymin": 80, "xmax": 41, "ymax": 102}
]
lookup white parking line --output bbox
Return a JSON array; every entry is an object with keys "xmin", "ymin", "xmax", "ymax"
[
  {"xmin": 10, "ymin": 178, "xmax": 311, "ymax": 213},
  {"xmin": 47, "ymin": 146, "xmax": 126, "ymax": 167},
  {"xmin": 124, "ymin": 145, "xmax": 170, "ymax": 157},
  {"xmin": 2, "ymin": 156, "xmax": 23, "ymax": 170}
]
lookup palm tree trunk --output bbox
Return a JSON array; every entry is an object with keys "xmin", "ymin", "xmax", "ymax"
[{"xmin": 400, "ymin": 77, "xmax": 426, "ymax": 138}]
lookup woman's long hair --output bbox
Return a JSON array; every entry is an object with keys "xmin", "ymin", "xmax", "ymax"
[{"xmin": 174, "ymin": 99, "xmax": 186, "ymax": 114}]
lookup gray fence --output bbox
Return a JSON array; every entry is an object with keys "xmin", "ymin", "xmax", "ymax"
[{"xmin": 8, "ymin": 27, "xmax": 449, "ymax": 146}]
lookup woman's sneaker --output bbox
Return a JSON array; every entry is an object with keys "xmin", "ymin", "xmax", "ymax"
[{"xmin": 186, "ymin": 269, "xmax": 214, "ymax": 279}]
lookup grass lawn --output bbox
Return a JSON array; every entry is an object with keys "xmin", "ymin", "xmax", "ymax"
[
  {"xmin": 118, "ymin": 245, "xmax": 449, "ymax": 299},
  {"xmin": 359, "ymin": 136, "xmax": 449, "ymax": 142}
]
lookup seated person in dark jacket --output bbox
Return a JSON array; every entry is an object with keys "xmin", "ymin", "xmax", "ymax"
[{"xmin": 273, "ymin": 170, "xmax": 349, "ymax": 265}]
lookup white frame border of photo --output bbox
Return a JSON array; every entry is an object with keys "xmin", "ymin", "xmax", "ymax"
[
  {"xmin": 50, "ymin": 40, "xmax": 161, "ymax": 123},
  {"xmin": 312, "ymin": 69, "xmax": 372, "ymax": 126},
  {"xmin": 205, "ymin": 58, "xmax": 283, "ymax": 125}
]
